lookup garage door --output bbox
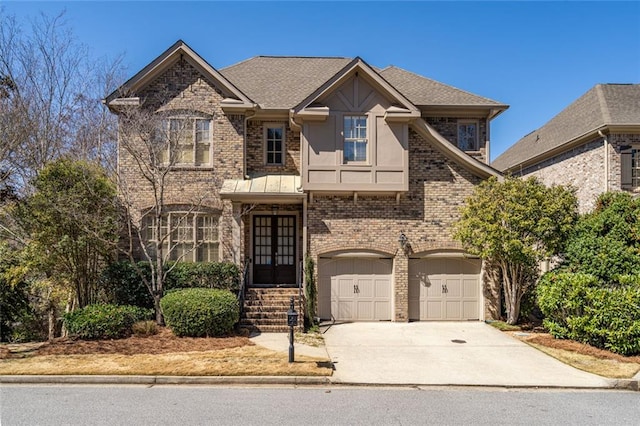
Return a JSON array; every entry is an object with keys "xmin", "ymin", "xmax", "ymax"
[
  {"xmin": 318, "ymin": 257, "xmax": 392, "ymax": 321},
  {"xmin": 409, "ymin": 257, "xmax": 481, "ymax": 321}
]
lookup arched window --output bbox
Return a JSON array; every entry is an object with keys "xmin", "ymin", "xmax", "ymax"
[{"xmin": 142, "ymin": 211, "xmax": 219, "ymax": 262}]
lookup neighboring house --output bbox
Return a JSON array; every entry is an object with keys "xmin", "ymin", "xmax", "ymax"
[
  {"xmin": 493, "ymin": 84, "xmax": 640, "ymax": 213},
  {"xmin": 105, "ymin": 40, "xmax": 508, "ymax": 330}
]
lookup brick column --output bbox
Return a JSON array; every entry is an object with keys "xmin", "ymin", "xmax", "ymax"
[{"xmin": 394, "ymin": 252, "xmax": 409, "ymax": 322}]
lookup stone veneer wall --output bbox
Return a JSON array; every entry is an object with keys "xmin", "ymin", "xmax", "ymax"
[
  {"xmin": 307, "ymin": 128, "xmax": 484, "ymax": 321},
  {"xmin": 117, "ymin": 59, "xmax": 245, "ymax": 261},
  {"xmin": 245, "ymin": 121, "xmax": 300, "ymax": 176},
  {"xmin": 425, "ymin": 116, "xmax": 488, "ymax": 163}
]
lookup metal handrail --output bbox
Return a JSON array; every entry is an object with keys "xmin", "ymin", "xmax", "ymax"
[{"xmin": 238, "ymin": 258, "xmax": 250, "ymax": 318}]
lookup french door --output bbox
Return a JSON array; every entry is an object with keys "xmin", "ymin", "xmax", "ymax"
[{"xmin": 253, "ymin": 215, "xmax": 296, "ymax": 284}]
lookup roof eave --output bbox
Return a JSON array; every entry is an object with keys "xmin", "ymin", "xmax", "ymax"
[{"xmin": 499, "ymin": 124, "xmax": 640, "ymax": 173}]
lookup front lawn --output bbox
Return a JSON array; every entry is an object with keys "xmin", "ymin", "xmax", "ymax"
[{"xmin": 0, "ymin": 328, "xmax": 332, "ymax": 377}]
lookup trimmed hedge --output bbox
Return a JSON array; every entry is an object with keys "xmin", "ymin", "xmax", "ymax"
[
  {"xmin": 64, "ymin": 304, "xmax": 153, "ymax": 340},
  {"xmin": 160, "ymin": 288, "xmax": 239, "ymax": 337},
  {"xmin": 100, "ymin": 261, "xmax": 241, "ymax": 308},
  {"xmin": 537, "ymin": 272, "xmax": 640, "ymax": 355}
]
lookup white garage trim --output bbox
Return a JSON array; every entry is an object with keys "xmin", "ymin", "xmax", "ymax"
[
  {"xmin": 409, "ymin": 257, "xmax": 483, "ymax": 321},
  {"xmin": 318, "ymin": 256, "xmax": 393, "ymax": 322}
]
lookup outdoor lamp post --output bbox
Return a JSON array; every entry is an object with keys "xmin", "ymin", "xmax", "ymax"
[{"xmin": 287, "ymin": 296, "xmax": 298, "ymax": 363}]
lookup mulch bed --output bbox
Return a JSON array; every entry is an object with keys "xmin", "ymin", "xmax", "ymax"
[
  {"xmin": 517, "ymin": 332, "xmax": 640, "ymax": 364},
  {"xmin": 1, "ymin": 327, "xmax": 252, "ymax": 358}
]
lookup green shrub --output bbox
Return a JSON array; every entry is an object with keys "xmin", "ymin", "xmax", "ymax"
[
  {"xmin": 100, "ymin": 261, "xmax": 241, "ymax": 309},
  {"xmin": 64, "ymin": 304, "xmax": 153, "ymax": 340},
  {"xmin": 168, "ymin": 262, "xmax": 240, "ymax": 292},
  {"xmin": 537, "ymin": 272, "xmax": 640, "ymax": 355},
  {"xmin": 160, "ymin": 288, "xmax": 239, "ymax": 337},
  {"xmin": 100, "ymin": 261, "xmax": 154, "ymax": 308}
]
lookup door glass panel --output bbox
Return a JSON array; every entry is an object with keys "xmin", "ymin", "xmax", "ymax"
[{"xmin": 254, "ymin": 216, "xmax": 272, "ymax": 265}]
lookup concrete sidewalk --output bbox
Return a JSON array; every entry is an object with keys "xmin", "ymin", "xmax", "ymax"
[{"xmin": 320, "ymin": 322, "xmax": 635, "ymax": 388}]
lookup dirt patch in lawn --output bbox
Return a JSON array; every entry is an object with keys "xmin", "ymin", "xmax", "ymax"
[
  {"xmin": 0, "ymin": 327, "xmax": 332, "ymax": 377},
  {"xmin": 509, "ymin": 332, "xmax": 640, "ymax": 378}
]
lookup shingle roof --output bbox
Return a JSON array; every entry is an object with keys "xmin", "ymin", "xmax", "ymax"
[
  {"xmin": 493, "ymin": 84, "xmax": 640, "ymax": 171},
  {"xmin": 220, "ymin": 57, "xmax": 507, "ymax": 110},
  {"xmin": 378, "ymin": 66, "xmax": 506, "ymax": 107},
  {"xmin": 220, "ymin": 56, "xmax": 352, "ymax": 109}
]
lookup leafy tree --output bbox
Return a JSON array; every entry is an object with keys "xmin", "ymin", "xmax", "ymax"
[
  {"xmin": 559, "ymin": 192, "xmax": 640, "ymax": 281},
  {"xmin": 454, "ymin": 176, "xmax": 577, "ymax": 324},
  {"xmin": 17, "ymin": 159, "xmax": 120, "ymax": 309},
  {"xmin": 0, "ymin": 243, "xmax": 32, "ymax": 341}
]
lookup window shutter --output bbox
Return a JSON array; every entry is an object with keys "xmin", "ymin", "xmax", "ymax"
[{"xmin": 621, "ymin": 151, "xmax": 633, "ymax": 187}]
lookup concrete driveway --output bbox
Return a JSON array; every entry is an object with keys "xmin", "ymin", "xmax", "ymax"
[{"xmin": 322, "ymin": 322, "xmax": 611, "ymax": 387}]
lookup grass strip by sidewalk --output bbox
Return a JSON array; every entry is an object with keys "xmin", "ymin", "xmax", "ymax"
[{"xmin": 0, "ymin": 346, "xmax": 333, "ymax": 377}]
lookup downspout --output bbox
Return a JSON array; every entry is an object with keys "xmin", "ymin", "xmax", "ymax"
[
  {"xmin": 243, "ymin": 108, "xmax": 257, "ymax": 179},
  {"xmin": 599, "ymin": 130, "xmax": 608, "ymax": 192}
]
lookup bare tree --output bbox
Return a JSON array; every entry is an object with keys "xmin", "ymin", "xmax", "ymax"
[
  {"xmin": 0, "ymin": 10, "xmax": 124, "ymax": 194},
  {"xmin": 114, "ymin": 102, "xmax": 225, "ymax": 324}
]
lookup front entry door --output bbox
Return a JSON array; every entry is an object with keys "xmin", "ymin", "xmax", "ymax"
[{"xmin": 253, "ymin": 215, "xmax": 296, "ymax": 284}]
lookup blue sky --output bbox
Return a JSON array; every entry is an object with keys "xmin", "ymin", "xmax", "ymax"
[{"xmin": 3, "ymin": 1, "xmax": 639, "ymax": 161}]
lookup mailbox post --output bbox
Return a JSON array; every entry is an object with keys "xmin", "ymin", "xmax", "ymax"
[{"xmin": 287, "ymin": 296, "xmax": 298, "ymax": 363}]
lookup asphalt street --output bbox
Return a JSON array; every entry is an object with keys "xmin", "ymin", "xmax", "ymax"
[{"xmin": 1, "ymin": 385, "xmax": 638, "ymax": 425}]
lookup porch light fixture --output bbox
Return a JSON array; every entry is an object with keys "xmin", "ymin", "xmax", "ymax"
[
  {"xmin": 271, "ymin": 204, "xmax": 279, "ymax": 215},
  {"xmin": 398, "ymin": 232, "xmax": 408, "ymax": 250}
]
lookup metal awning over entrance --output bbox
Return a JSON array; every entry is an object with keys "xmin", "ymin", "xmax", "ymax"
[{"xmin": 220, "ymin": 175, "xmax": 305, "ymax": 203}]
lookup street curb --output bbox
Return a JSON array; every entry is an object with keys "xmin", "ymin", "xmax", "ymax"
[
  {"xmin": 1, "ymin": 375, "xmax": 637, "ymax": 390},
  {"xmin": 0, "ymin": 375, "xmax": 331, "ymax": 386}
]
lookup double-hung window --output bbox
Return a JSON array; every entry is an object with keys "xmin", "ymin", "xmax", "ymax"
[
  {"xmin": 344, "ymin": 116, "xmax": 367, "ymax": 163},
  {"xmin": 457, "ymin": 121, "xmax": 478, "ymax": 151},
  {"xmin": 142, "ymin": 212, "xmax": 219, "ymax": 262},
  {"xmin": 162, "ymin": 118, "xmax": 211, "ymax": 166},
  {"xmin": 264, "ymin": 124, "xmax": 285, "ymax": 165},
  {"xmin": 631, "ymin": 149, "xmax": 640, "ymax": 188}
]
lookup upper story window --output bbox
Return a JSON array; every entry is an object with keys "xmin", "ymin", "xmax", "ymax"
[
  {"xmin": 457, "ymin": 121, "xmax": 478, "ymax": 151},
  {"xmin": 630, "ymin": 149, "xmax": 640, "ymax": 188},
  {"xmin": 160, "ymin": 118, "xmax": 211, "ymax": 166},
  {"xmin": 344, "ymin": 116, "xmax": 368, "ymax": 163},
  {"xmin": 264, "ymin": 124, "xmax": 285, "ymax": 165},
  {"xmin": 142, "ymin": 212, "xmax": 219, "ymax": 262}
]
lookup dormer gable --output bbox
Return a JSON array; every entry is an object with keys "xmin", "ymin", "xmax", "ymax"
[{"xmin": 293, "ymin": 58, "xmax": 420, "ymax": 122}]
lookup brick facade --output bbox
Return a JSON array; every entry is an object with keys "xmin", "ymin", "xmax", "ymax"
[
  {"xmin": 118, "ymin": 59, "xmax": 244, "ymax": 261},
  {"xmin": 307, "ymin": 129, "xmax": 483, "ymax": 321},
  {"xmin": 425, "ymin": 116, "xmax": 489, "ymax": 163},
  {"xmin": 245, "ymin": 121, "xmax": 300, "ymax": 176},
  {"xmin": 116, "ymin": 54, "xmax": 497, "ymax": 324},
  {"xmin": 518, "ymin": 133, "xmax": 640, "ymax": 213}
]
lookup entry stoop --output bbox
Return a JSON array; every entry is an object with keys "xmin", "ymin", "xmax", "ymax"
[{"xmin": 240, "ymin": 287, "xmax": 302, "ymax": 333}]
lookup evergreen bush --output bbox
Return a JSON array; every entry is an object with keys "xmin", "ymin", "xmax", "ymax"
[{"xmin": 160, "ymin": 288, "xmax": 239, "ymax": 337}]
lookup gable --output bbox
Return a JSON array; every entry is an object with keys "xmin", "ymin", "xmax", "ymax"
[
  {"xmin": 321, "ymin": 72, "xmax": 397, "ymax": 113},
  {"xmin": 294, "ymin": 58, "xmax": 419, "ymax": 120},
  {"xmin": 105, "ymin": 40, "xmax": 253, "ymax": 111}
]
